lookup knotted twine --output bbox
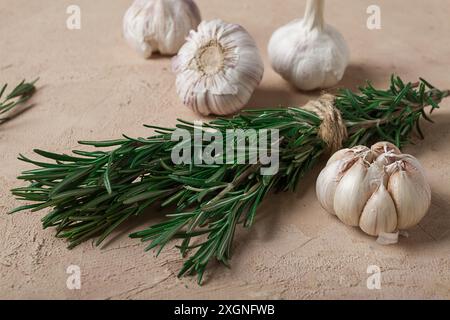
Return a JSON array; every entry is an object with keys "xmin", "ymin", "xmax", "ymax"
[{"xmin": 302, "ymin": 94, "xmax": 348, "ymax": 152}]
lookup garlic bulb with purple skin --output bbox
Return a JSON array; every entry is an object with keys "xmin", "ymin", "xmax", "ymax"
[{"xmin": 316, "ymin": 142, "xmax": 431, "ymax": 243}]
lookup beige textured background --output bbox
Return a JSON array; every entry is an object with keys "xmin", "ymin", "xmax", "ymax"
[{"xmin": 1, "ymin": 0, "xmax": 449, "ymax": 299}]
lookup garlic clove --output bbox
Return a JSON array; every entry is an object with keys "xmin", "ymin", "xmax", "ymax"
[
  {"xmin": 371, "ymin": 141, "xmax": 401, "ymax": 158},
  {"xmin": 333, "ymin": 159, "xmax": 371, "ymax": 226},
  {"xmin": 388, "ymin": 165, "xmax": 431, "ymax": 230},
  {"xmin": 319, "ymin": 145, "xmax": 373, "ymax": 216},
  {"xmin": 326, "ymin": 145, "xmax": 370, "ymax": 166},
  {"xmin": 316, "ymin": 158, "xmax": 347, "ymax": 215},
  {"xmin": 268, "ymin": 0, "xmax": 350, "ymax": 91},
  {"xmin": 326, "ymin": 148, "xmax": 350, "ymax": 166},
  {"xmin": 359, "ymin": 183, "xmax": 398, "ymax": 236},
  {"xmin": 366, "ymin": 160, "xmax": 387, "ymax": 192},
  {"xmin": 400, "ymin": 154, "xmax": 428, "ymax": 177},
  {"xmin": 123, "ymin": 0, "xmax": 201, "ymax": 58},
  {"xmin": 372, "ymin": 142, "xmax": 402, "ymax": 167},
  {"xmin": 354, "ymin": 145, "xmax": 375, "ymax": 163},
  {"xmin": 173, "ymin": 19, "xmax": 264, "ymax": 116}
]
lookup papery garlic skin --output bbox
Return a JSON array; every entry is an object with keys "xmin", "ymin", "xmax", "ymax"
[
  {"xmin": 326, "ymin": 145, "xmax": 371, "ymax": 166},
  {"xmin": 318, "ymin": 146, "xmax": 372, "ymax": 216},
  {"xmin": 371, "ymin": 141, "xmax": 401, "ymax": 158},
  {"xmin": 359, "ymin": 183, "xmax": 398, "ymax": 236},
  {"xmin": 333, "ymin": 159, "xmax": 371, "ymax": 226},
  {"xmin": 268, "ymin": 0, "xmax": 349, "ymax": 91},
  {"xmin": 173, "ymin": 19, "xmax": 264, "ymax": 115},
  {"xmin": 326, "ymin": 148, "xmax": 350, "ymax": 166},
  {"xmin": 388, "ymin": 164, "xmax": 431, "ymax": 229},
  {"xmin": 316, "ymin": 142, "xmax": 432, "ymax": 241},
  {"xmin": 123, "ymin": 0, "xmax": 201, "ymax": 58},
  {"xmin": 316, "ymin": 158, "xmax": 346, "ymax": 214}
]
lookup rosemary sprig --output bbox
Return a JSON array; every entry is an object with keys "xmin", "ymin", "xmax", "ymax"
[
  {"xmin": 10, "ymin": 76, "xmax": 449, "ymax": 284},
  {"xmin": 0, "ymin": 79, "xmax": 38, "ymax": 124}
]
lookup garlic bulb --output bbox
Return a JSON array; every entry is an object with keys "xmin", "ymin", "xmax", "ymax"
[
  {"xmin": 123, "ymin": 0, "xmax": 201, "ymax": 58},
  {"xmin": 316, "ymin": 142, "xmax": 431, "ymax": 242},
  {"xmin": 268, "ymin": 0, "xmax": 350, "ymax": 91},
  {"xmin": 172, "ymin": 19, "xmax": 264, "ymax": 116}
]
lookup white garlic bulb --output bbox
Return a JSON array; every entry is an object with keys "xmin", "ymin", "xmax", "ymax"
[
  {"xmin": 172, "ymin": 19, "xmax": 264, "ymax": 116},
  {"xmin": 268, "ymin": 0, "xmax": 350, "ymax": 91},
  {"xmin": 316, "ymin": 142, "xmax": 431, "ymax": 243},
  {"xmin": 123, "ymin": 0, "xmax": 201, "ymax": 58}
]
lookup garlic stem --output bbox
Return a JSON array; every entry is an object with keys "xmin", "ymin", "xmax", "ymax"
[{"xmin": 304, "ymin": 0, "xmax": 325, "ymax": 31}]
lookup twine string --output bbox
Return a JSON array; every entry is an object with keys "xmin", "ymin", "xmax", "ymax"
[{"xmin": 302, "ymin": 94, "xmax": 348, "ymax": 152}]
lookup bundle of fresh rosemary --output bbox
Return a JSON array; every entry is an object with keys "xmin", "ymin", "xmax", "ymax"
[
  {"xmin": 0, "ymin": 79, "xmax": 38, "ymax": 125},
  {"xmin": 10, "ymin": 76, "xmax": 449, "ymax": 283}
]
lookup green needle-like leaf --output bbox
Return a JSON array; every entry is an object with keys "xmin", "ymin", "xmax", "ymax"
[
  {"xmin": 9, "ymin": 75, "xmax": 450, "ymax": 284},
  {"xmin": 0, "ymin": 79, "xmax": 38, "ymax": 123}
]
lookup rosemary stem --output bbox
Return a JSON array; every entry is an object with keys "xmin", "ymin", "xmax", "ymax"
[
  {"xmin": 9, "ymin": 75, "xmax": 449, "ymax": 283},
  {"xmin": 348, "ymin": 89, "xmax": 450, "ymax": 132}
]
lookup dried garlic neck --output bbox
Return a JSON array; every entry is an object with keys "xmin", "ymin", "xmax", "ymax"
[
  {"xmin": 195, "ymin": 41, "xmax": 225, "ymax": 76},
  {"xmin": 303, "ymin": 0, "xmax": 325, "ymax": 31}
]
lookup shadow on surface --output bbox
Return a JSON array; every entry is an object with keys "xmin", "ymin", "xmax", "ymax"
[
  {"xmin": 247, "ymin": 86, "xmax": 312, "ymax": 109},
  {"xmin": 337, "ymin": 63, "xmax": 393, "ymax": 90}
]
